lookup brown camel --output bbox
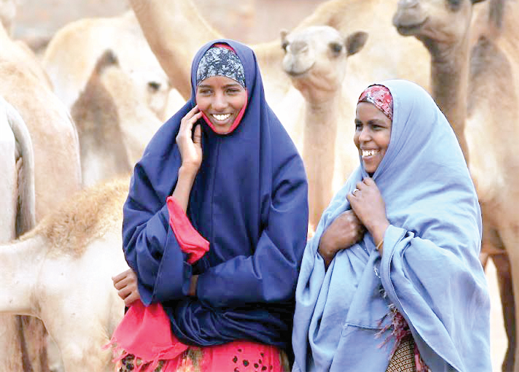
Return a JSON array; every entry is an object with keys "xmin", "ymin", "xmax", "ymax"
[
  {"xmin": 393, "ymin": 0, "xmax": 519, "ymax": 370},
  {"xmin": 42, "ymin": 11, "xmax": 172, "ymax": 122},
  {"xmin": 71, "ymin": 50, "xmax": 162, "ymax": 187}
]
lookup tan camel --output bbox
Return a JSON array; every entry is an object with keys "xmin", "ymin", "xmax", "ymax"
[
  {"xmin": 0, "ymin": 178, "xmax": 130, "ymax": 372},
  {"xmin": 71, "ymin": 50, "xmax": 162, "ymax": 187},
  {"xmin": 0, "ymin": 20, "xmax": 82, "ymax": 372},
  {"xmin": 393, "ymin": 0, "xmax": 519, "ymax": 370},
  {"xmin": 42, "ymin": 11, "xmax": 172, "ymax": 122},
  {"xmin": 0, "ymin": 97, "xmax": 36, "ymax": 372},
  {"xmin": 0, "ymin": 22, "xmax": 82, "ymax": 221},
  {"xmin": 281, "ymin": 26, "xmax": 368, "ymax": 227}
]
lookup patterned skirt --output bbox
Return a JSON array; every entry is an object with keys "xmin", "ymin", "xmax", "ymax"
[
  {"xmin": 116, "ymin": 343, "xmax": 289, "ymax": 372},
  {"xmin": 386, "ymin": 335, "xmax": 418, "ymax": 372}
]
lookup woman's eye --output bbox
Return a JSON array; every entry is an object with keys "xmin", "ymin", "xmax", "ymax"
[{"xmin": 227, "ymin": 89, "xmax": 240, "ymax": 94}]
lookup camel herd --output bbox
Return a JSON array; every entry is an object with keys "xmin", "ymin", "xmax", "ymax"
[{"xmin": 0, "ymin": 0, "xmax": 517, "ymax": 371}]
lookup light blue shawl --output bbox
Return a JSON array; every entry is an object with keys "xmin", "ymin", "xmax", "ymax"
[{"xmin": 292, "ymin": 80, "xmax": 491, "ymax": 372}]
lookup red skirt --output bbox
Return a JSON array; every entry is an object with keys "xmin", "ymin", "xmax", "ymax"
[{"xmin": 109, "ymin": 301, "xmax": 288, "ymax": 372}]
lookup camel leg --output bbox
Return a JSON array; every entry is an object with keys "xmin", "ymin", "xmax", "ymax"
[
  {"xmin": 495, "ymin": 225, "xmax": 519, "ymax": 372},
  {"xmin": 492, "ymin": 252, "xmax": 516, "ymax": 372}
]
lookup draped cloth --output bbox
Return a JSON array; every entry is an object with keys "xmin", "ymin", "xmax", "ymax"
[
  {"xmin": 121, "ymin": 38, "xmax": 308, "ymax": 350},
  {"xmin": 292, "ymin": 80, "xmax": 491, "ymax": 372}
]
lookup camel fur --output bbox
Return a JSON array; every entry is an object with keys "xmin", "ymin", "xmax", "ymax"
[
  {"xmin": 71, "ymin": 50, "xmax": 162, "ymax": 187},
  {"xmin": 0, "ymin": 178, "xmax": 130, "ymax": 372}
]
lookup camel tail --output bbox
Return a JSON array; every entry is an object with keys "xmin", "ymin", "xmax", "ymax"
[{"xmin": 3, "ymin": 98, "xmax": 36, "ymax": 235}]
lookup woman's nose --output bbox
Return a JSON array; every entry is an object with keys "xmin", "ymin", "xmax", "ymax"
[
  {"xmin": 212, "ymin": 93, "xmax": 227, "ymax": 111},
  {"xmin": 358, "ymin": 127, "xmax": 371, "ymax": 142}
]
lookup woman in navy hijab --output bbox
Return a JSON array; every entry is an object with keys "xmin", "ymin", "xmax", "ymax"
[
  {"xmin": 110, "ymin": 40, "xmax": 308, "ymax": 371},
  {"xmin": 292, "ymin": 81, "xmax": 490, "ymax": 372}
]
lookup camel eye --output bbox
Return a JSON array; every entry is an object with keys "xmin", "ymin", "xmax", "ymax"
[
  {"xmin": 148, "ymin": 81, "xmax": 161, "ymax": 92},
  {"xmin": 282, "ymin": 41, "xmax": 289, "ymax": 52},
  {"xmin": 330, "ymin": 42, "xmax": 342, "ymax": 55}
]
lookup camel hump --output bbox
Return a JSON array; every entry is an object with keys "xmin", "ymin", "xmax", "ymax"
[{"xmin": 24, "ymin": 176, "xmax": 130, "ymax": 257}]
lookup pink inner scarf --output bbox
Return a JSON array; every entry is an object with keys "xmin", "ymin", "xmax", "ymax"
[{"xmin": 358, "ymin": 84, "xmax": 393, "ymax": 120}]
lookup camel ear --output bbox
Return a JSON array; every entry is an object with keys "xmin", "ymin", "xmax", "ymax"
[
  {"xmin": 280, "ymin": 29, "xmax": 289, "ymax": 50},
  {"xmin": 345, "ymin": 31, "xmax": 368, "ymax": 56}
]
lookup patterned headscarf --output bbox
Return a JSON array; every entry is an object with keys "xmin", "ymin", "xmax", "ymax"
[
  {"xmin": 196, "ymin": 44, "xmax": 246, "ymax": 88},
  {"xmin": 358, "ymin": 84, "xmax": 393, "ymax": 120}
]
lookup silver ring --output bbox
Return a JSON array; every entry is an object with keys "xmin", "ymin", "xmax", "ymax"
[{"xmin": 353, "ymin": 188, "xmax": 359, "ymax": 195}]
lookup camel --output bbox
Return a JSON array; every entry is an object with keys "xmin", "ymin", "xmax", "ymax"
[
  {"xmin": 0, "ymin": 177, "xmax": 130, "ymax": 372},
  {"xmin": 280, "ymin": 26, "xmax": 367, "ymax": 227},
  {"xmin": 42, "ymin": 11, "xmax": 172, "ymax": 122},
  {"xmin": 0, "ymin": 22, "xmax": 82, "ymax": 221},
  {"xmin": 0, "ymin": 20, "xmax": 82, "ymax": 372},
  {"xmin": 392, "ymin": 0, "xmax": 519, "ymax": 370},
  {"xmin": 71, "ymin": 50, "xmax": 163, "ymax": 187}
]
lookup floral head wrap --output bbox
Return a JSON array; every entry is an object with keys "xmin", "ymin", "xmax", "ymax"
[
  {"xmin": 196, "ymin": 44, "xmax": 246, "ymax": 88},
  {"xmin": 358, "ymin": 84, "xmax": 393, "ymax": 120}
]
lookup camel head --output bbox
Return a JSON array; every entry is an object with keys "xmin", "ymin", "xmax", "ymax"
[
  {"xmin": 281, "ymin": 26, "xmax": 368, "ymax": 103},
  {"xmin": 393, "ymin": 0, "xmax": 487, "ymax": 45}
]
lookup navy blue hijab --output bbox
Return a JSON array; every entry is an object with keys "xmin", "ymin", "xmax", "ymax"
[{"xmin": 122, "ymin": 39, "xmax": 308, "ymax": 348}]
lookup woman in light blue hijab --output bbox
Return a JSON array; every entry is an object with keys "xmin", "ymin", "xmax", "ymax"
[{"xmin": 292, "ymin": 80, "xmax": 491, "ymax": 372}]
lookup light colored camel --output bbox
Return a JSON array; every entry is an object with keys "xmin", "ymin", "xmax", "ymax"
[
  {"xmin": 0, "ymin": 20, "xmax": 82, "ymax": 372},
  {"xmin": 281, "ymin": 26, "xmax": 367, "ymax": 227},
  {"xmin": 0, "ymin": 178, "xmax": 130, "ymax": 372},
  {"xmin": 42, "ymin": 11, "xmax": 172, "ymax": 122},
  {"xmin": 393, "ymin": 0, "xmax": 519, "ymax": 370},
  {"xmin": 0, "ymin": 96, "xmax": 36, "ymax": 372},
  {"xmin": 0, "ymin": 22, "xmax": 82, "ymax": 221},
  {"xmin": 71, "ymin": 50, "xmax": 163, "ymax": 187}
]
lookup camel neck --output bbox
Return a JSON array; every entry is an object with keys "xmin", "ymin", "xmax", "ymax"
[
  {"xmin": 303, "ymin": 93, "xmax": 340, "ymax": 226},
  {"xmin": 424, "ymin": 34, "xmax": 471, "ymax": 161}
]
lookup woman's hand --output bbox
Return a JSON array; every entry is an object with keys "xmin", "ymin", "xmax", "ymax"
[
  {"xmin": 318, "ymin": 210, "xmax": 365, "ymax": 268},
  {"xmin": 347, "ymin": 177, "xmax": 389, "ymax": 250},
  {"xmin": 176, "ymin": 105, "xmax": 203, "ymax": 173},
  {"xmin": 112, "ymin": 269, "xmax": 141, "ymax": 307}
]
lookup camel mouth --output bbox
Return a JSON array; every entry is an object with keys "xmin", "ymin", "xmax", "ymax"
[
  {"xmin": 394, "ymin": 17, "xmax": 428, "ymax": 36},
  {"xmin": 283, "ymin": 62, "xmax": 315, "ymax": 78}
]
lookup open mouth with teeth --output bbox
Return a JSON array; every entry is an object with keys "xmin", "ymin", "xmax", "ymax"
[
  {"xmin": 362, "ymin": 149, "xmax": 379, "ymax": 158},
  {"xmin": 210, "ymin": 113, "xmax": 233, "ymax": 125}
]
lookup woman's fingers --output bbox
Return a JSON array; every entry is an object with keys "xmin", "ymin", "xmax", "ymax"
[{"xmin": 193, "ymin": 123, "xmax": 202, "ymax": 145}]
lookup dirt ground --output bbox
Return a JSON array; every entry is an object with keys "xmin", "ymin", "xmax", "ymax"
[{"xmin": 10, "ymin": 0, "xmax": 508, "ymax": 370}]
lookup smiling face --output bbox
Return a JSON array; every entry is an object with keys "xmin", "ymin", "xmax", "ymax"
[
  {"xmin": 196, "ymin": 76, "xmax": 247, "ymax": 134},
  {"xmin": 354, "ymin": 102, "xmax": 392, "ymax": 175}
]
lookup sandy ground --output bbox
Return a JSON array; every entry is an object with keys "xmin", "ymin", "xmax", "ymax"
[{"xmin": 8, "ymin": 0, "xmax": 510, "ymax": 369}]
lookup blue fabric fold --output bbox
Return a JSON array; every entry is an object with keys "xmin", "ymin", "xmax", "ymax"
[
  {"xmin": 122, "ymin": 39, "xmax": 309, "ymax": 348},
  {"xmin": 292, "ymin": 80, "xmax": 490, "ymax": 371}
]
